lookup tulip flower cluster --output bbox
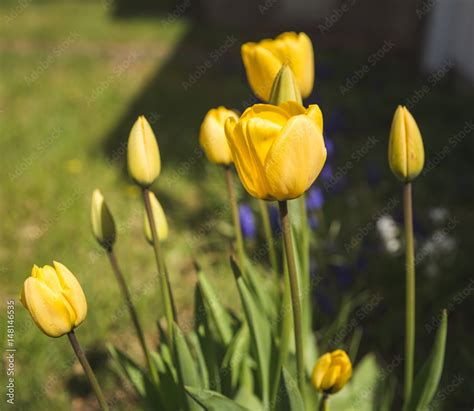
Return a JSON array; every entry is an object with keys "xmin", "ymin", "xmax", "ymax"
[{"xmin": 19, "ymin": 29, "xmax": 448, "ymax": 411}]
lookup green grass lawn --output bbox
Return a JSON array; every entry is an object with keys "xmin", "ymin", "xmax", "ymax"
[
  {"xmin": 0, "ymin": 2, "xmax": 242, "ymax": 409},
  {"xmin": 1, "ymin": 1, "xmax": 474, "ymax": 410}
]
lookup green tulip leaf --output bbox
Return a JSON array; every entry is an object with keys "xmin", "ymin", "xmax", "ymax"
[
  {"xmin": 185, "ymin": 386, "xmax": 250, "ymax": 411},
  {"xmin": 198, "ymin": 270, "xmax": 234, "ymax": 345},
  {"xmin": 173, "ymin": 322, "xmax": 203, "ymax": 411},
  {"xmin": 406, "ymin": 310, "xmax": 448, "ymax": 411},
  {"xmin": 234, "ymin": 272, "xmax": 271, "ymax": 407},
  {"xmin": 276, "ymin": 368, "xmax": 305, "ymax": 411}
]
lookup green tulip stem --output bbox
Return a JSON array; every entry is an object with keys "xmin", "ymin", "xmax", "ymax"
[
  {"xmin": 224, "ymin": 165, "xmax": 245, "ymax": 268},
  {"xmin": 278, "ymin": 200, "xmax": 305, "ymax": 396},
  {"xmin": 258, "ymin": 199, "xmax": 279, "ymax": 276},
  {"xmin": 106, "ymin": 248, "xmax": 158, "ymax": 384},
  {"xmin": 319, "ymin": 394, "xmax": 329, "ymax": 411},
  {"xmin": 142, "ymin": 188, "xmax": 177, "ymax": 348},
  {"xmin": 403, "ymin": 182, "xmax": 416, "ymax": 401},
  {"xmin": 67, "ymin": 331, "xmax": 109, "ymax": 411}
]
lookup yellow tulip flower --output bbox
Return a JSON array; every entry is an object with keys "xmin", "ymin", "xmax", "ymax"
[
  {"xmin": 20, "ymin": 262, "xmax": 87, "ymax": 338},
  {"xmin": 127, "ymin": 115, "xmax": 161, "ymax": 187},
  {"xmin": 144, "ymin": 191, "xmax": 169, "ymax": 244},
  {"xmin": 312, "ymin": 350, "xmax": 352, "ymax": 394},
  {"xmin": 199, "ymin": 107, "xmax": 239, "ymax": 165},
  {"xmin": 225, "ymin": 101, "xmax": 325, "ymax": 201},
  {"xmin": 241, "ymin": 32, "xmax": 314, "ymax": 102},
  {"xmin": 90, "ymin": 189, "xmax": 116, "ymax": 249},
  {"xmin": 388, "ymin": 106, "xmax": 425, "ymax": 182}
]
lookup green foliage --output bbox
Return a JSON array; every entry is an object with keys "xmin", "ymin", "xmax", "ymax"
[{"xmin": 405, "ymin": 310, "xmax": 448, "ymax": 411}]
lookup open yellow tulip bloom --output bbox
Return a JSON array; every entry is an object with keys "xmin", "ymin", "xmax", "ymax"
[
  {"xmin": 388, "ymin": 106, "xmax": 425, "ymax": 182},
  {"xmin": 225, "ymin": 101, "xmax": 325, "ymax": 201},
  {"xmin": 20, "ymin": 262, "xmax": 87, "ymax": 338},
  {"xmin": 241, "ymin": 32, "xmax": 314, "ymax": 102},
  {"xmin": 312, "ymin": 350, "xmax": 352, "ymax": 394},
  {"xmin": 199, "ymin": 107, "xmax": 239, "ymax": 165}
]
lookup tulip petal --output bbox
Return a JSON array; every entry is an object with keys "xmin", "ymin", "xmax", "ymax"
[
  {"xmin": 388, "ymin": 106, "xmax": 407, "ymax": 179},
  {"xmin": 306, "ymin": 104, "xmax": 323, "ymax": 132},
  {"xmin": 312, "ymin": 353, "xmax": 332, "ymax": 389},
  {"xmin": 403, "ymin": 106, "xmax": 424, "ymax": 178},
  {"xmin": 322, "ymin": 365, "xmax": 341, "ymax": 391},
  {"xmin": 23, "ymin": 277, "xmax": 75, "ymax": 337},
  {"xmin": 53, "ymin": 261, "xmax": 87, "ymax": 326},
  {"xmin": 241, "ymin": 43, "xmax": 282, "ymax": 102},
  {"xmin": 265, "ymin": 115, "xmax": 327, "ymax": 200},
  {"xmin": 225, "ymin": 118, "xmax": 261, "ymax": 198},
  {"xmin": 35, "ymin": 265, "xmax": 63, "ymax": 294}
]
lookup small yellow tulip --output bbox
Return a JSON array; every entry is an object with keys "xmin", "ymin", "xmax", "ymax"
[
  {"xmin": 388, "ymin": 106, "xmax": 425, "ymax": 182},
  {"xmin": 20, "ymin": 262, "xmax": 87, "ymax": 338},
  {"xmin": 199, "ymin": 107, "xmax": 239, "ymax": 165},
  {"xmin": 90, "ymin": 189, "xmax": 116, "ymax": 249},
  {"xmin": 312, "ymin": 350, "xmax": 352, "ymax": 394},
  {"xmin": 225, "ymin": 101, "xmax": 325, "ymax": 201},
  {"xmin": 127, "ymin": 115, "xmax": 161, "ymax": 187},
  {"xmin": 144, "ymin": 191, "xmax": 168, "ymax": 244},
  {"xmin": 241, "ymin": 32, "xmax": 314, "ymax": 102}
]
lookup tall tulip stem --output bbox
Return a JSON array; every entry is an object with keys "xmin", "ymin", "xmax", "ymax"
[
  {"xmin": 106, "ymin": 248, "xmax": 157, "ymax": 383},
  {"xmin": 319, "ymin": 394, "xmax": 329, "ymax": 411},
  {"xmin": 258, "ymin": 199, "xmax": 279, "ymax": 276},
  {"xmin": 224, "ymin": 166, "xmax": 245, "ymax": 268},
  {"xmin": 278, "ymin": 200, "xmax": 305, "ymax": 396},
  {"xmin": 142, "ymin": 188, "xmax": 176, "ymax": 347},
  {"xmin": 67, "ymin": 331, "xmax": 109, "ymax": 411},
  {"xmin": 403, "ymin": 182, "xmax": 415, "ymax": 401}
]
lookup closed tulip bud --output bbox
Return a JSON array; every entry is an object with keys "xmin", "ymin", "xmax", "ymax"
[
  {"xmin": 388, "ymin": 106, "xmax": 425, "ymax": 182},
  {"xmin": 199, "ymin": 107, "xmax": 239, "ymax": 165},
  {"xmin": 90, "ymin": 189, "xmax": 116, "ymax": 249},
  {"xmin": 241, "ymin": 32, "xmax": 314, "ymax": 102},
  {"xmin": 20, "ymin": 262, "xmax": 87, "ymax": 338},
  {"xmin": 269, "ymin": 64, "xmax": 302, "ymax": 105},
  {"xmin": 312, "ymin": 350, "xmax": 352, "ymax": 394},
  {"xmin": 144, "ymin": 191, "xmax": 168, "ymax": 244},
  {"xmin": 225, "ymin": 101, "xmax": 326, "ymax": 201},
  {"xmin": 127, "ymin": 115, "xmax": 161, "ymax": 187}
]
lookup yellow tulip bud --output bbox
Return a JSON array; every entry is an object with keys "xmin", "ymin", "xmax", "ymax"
[
  {"xmin": 20, "ymin": 262, "xmax": 87, "ymax": 338},
  {"xmin": 269, "ymin": 64, "xmax": 302, "ymax": 105},
  {"xmin": 241, "ymin": 32, "xmax": 314, "ymax": 102},
  {"xmin": 127, "ymin": 115, "xmax": 161, "ymax": 187},
  {"xmin": 199, "ymin": 107, "xmax": 239, "ymax": 165},
  {"xmin": 311, "ymin": 350, "xmax": 352, "ymax": 394},
  {"xmin": 144, "ymin": 191, "xmax": 168, "ymax": 244},
  {"xmin": 90, "ymin": 189, "xmax": 116, "ymax": 249},
  {"xmin": 225, "ymin": 101, "xmax": 325, "ymax": 201},
  {"xmin": 388, "ymin": 106, "xmax": 425, "ymax": 182}
]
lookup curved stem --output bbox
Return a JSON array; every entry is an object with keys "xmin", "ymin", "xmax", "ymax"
[
  {"xmin": 319, "ymin": 394, "xmax": 329, "ymax": 411},
  {"xmin": 224, "ymin": 166, "xmax": 245, "ymax": 268},
  {"xmin": 67, "ymin": 331, "xmax": 109, "ymax": 411},
  {"xmin": 142, "ymin": 188, "xmax": 176, "ymax": 348},
  {"xmin": 278, "ymin": 200, "xmax": 305, "ymax": 396},
  {"xmin": 258, "ymin": 199, "xmax": 279, "ymax": 276},
  {"xmin": 403, "ymin": 182, "xmax": 415, "ymax": 401},
  {"xmin": 106, "ymin": 249, "xmax": 158, "ymax": 384}
]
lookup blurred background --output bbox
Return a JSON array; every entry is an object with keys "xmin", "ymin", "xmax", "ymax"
[{"xmin": 1, "ymin": 0, "xmax": 473, "ymax": 409}]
